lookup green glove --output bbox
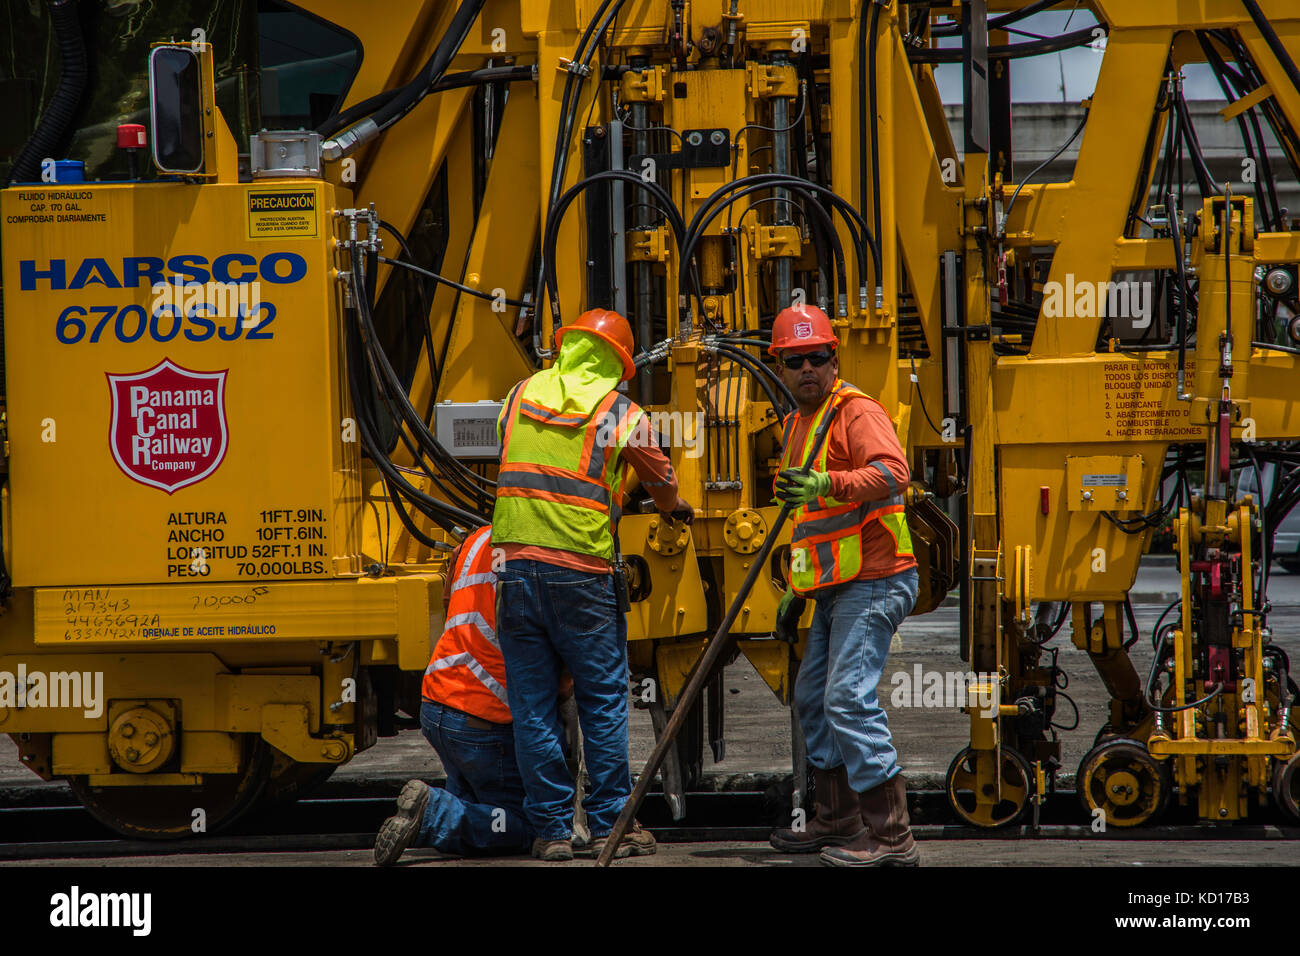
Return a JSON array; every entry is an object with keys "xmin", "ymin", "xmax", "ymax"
[
  {"xmin": 775, "ymin": 586, "xmax": 806, "ymax": 643},
  {"xmin": 777, "ymin": 586, "xmax": 798, "ymax": 619},
  {"xmin": 774, "ymin": 468, "xmax": 832, "ymax": 506}
]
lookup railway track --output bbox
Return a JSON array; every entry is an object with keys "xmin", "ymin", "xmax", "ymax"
[{"xmin": 2, "ymin": 783, "xmax": 1297, "ymax": 860}]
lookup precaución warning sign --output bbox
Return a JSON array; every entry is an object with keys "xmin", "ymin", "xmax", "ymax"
[{"xmin": 246, "ymin": 188, "xmax": 318, "ymax": 240}]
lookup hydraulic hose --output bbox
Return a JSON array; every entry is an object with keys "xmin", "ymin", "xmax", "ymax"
[
  {"xmin": 350, "ymin": 252, "xmax": 495, "ymax": 512},
  {"xmin": 681, "ymin": 174, "xmax": 879, "ymax": 310},
  {"xmin": 929, "ymin": 0, "xmax": 1067, "ymax": 37},
  {"xmin": 538, "ymin": 170, "xmax": 687, "ymax": 348},
  {"xmin": 9, "ymin": 0, "xmax": 88, "ymax": 185},
  {"xmin": 1168, "ymin": 190, "xmax": 1191, "ymax": 400},
  {"xmin": 322, "ymin": 0, "xmax": 486, "ymax": 158},
  {"xmin": 864, "ymin": 1, "xmax": 883, "ymax": 286},
  {"xmin": 318, "ymin": 65, "xmax": 535, "ymax": 140},
  {"xmin": 346, "ymin": 259, "xmax": 488, "ymax": 532},
  {"xmin": 733, "ymin": 193, "xmax": 849, "ymax": 315},
  {"xmin": 1002, "ymin": 108, "xmax": 1088, "ymax": 231},
  {"xmin": 908, "ymin": 25, "xmax": 1103, "ymax": 64},
  {"xmin": 1174, "ymin": 92, "xmax": 1220, "ymax": 197},
  {"xmin": 1241, "ymin": 0, "xmax": 1300, "ymax": 99},
  {"xmin": 708, "ymin": 342, "xmax": 796, "ymax": 415}
]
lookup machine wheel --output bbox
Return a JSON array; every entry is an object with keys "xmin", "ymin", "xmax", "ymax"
[
  {"xmin": 1271, "ymin": 752, "xmax": 1300, "ymax": 822},
  {"xmin": 1077, "ymin": 738, "xmax": 1171, "ymax": 828},
  {"xmin": 945, "ymin": 746, "xmax": 1032, "ymax": 827},
  {"xmin": 68, "ymin": 735, "xmax": 272, "ymax": 840},
  {"xmin": 260, "ymin": 748, "xmax": 336, "ymax": 807},
  {"xmin": 1092, "ymin": 723, "xmax": 1119, "ymax": 749}
]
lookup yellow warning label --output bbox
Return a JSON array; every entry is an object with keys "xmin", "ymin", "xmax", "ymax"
[{"xmin": 246, "ymin": 188, "xmax": 318, "ymax": 240}]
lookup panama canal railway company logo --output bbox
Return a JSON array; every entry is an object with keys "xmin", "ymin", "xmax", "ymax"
[{"xmin": 107, "ymin": 359, "xmax": 228, "ymax": 493}]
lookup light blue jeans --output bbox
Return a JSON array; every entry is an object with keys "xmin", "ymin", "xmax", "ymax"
[{"xmin": 794, "ymin": 567, "xmax": 919, "ymax": 794}]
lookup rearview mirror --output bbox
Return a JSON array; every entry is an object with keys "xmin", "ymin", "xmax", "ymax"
[{"xmin": 149, "ymin": 46, "xmax": 205, "ymax": 174}]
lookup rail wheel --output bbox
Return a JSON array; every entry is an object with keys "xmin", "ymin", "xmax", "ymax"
[
  {"xmin": 260, "ymin": 749, "xmax": 336, "ymax": 807},
  {"xmin": 1077, "ymin": 738, "xmax": 1170, "ymax": 828},
  {"xmin": 1271, "ymin": 752, "xmax": 1300, "ymax": 822},
  {"xmin": 945, "ymin": 746, "xmax": 1031, "ymax": 827},
  {"xmin": 69, "ymin": 735, "xmax": 272, "ymax": 839}
]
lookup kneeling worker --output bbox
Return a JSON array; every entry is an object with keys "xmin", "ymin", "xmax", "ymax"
[
  {"xmin": 375, "ymin": 523, "xmax": 550, "ymax": 864},
  {"xmin": 765, "ymin": 305, "xmax": 920, "ymax": 867}
]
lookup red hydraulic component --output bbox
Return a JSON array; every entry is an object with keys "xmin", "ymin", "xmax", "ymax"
[{"xmin": 1205, "ymin": 645, "xmax": 1235, "ymax": 692}]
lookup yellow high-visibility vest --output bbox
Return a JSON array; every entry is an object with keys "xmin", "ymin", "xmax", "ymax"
[{"xmin": 491, "ymin": 377, "xmax": 642, "ymax": 562}]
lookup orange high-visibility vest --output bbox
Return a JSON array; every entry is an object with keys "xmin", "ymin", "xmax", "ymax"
[
  {"xmin": 421, "ymin": 525, "xmax": 511, "ymax": 723},
  {"xmin": 777, "ymin": 379, "xmax": 912, "ymax": 595}
]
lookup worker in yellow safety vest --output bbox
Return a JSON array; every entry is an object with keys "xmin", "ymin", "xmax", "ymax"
[
  {"xmin": 765, "ymin": 304, "xmax": 921, "ymax": 867},
  {"xmin": 492, "ymin": 308, "xmax": 693, "ymax": 862}
]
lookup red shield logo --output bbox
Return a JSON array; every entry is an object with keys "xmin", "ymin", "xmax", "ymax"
[
  {"xmin": 793, "ymin": 321, "xmax": 813, "ymax": 339},
  {"xmin": 107, "ymin": 359, "xmax": 229, "ymax": 494}
]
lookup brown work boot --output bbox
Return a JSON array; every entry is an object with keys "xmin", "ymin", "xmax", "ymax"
[
  {"xmin": 531, "ymin": 837, "xmax": 575, "ymax": 861},
  {"xmin": 373, "ymin": 779, "xmax": 430, "ymax": 866},
  {"xmin": 820, "ymin": 773, "xmax": 919, "ymax": 867},
  {"xmin": 769, "ymin": 765, "xmax": 867, "ymax": 853},
  {"xmin": 585, "ymin": 821, "xmax": 657, "ymax": 859}
]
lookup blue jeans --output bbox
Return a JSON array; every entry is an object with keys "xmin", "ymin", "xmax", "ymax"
[
  {"xmin": 794, "ymin": 567, "xmax": 919, "ymax": 794},
  {"xmin": 415, "ymin": 700, "xmax": 533, "ymax": 854},
  {"xmin": 495, "ymin": 560, "xmax": 629, "ymax": 841}
]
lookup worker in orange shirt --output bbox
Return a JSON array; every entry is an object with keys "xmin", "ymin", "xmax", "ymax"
[
  {"xmin": 765, "ymin": 305, "xmax": 920, "ymax": 867},
  {"xmin": 373, "ymin": 523, "xmax": 565, "ymax": 864}
]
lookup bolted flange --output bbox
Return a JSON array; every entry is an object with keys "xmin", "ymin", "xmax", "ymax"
[
  {"xmin": 723, "ymin": 508, "xmax": 768, "ymax": 554},
  {"xmin": 108, "ymin": 706, "xmax": 176, "ymax": 774}
]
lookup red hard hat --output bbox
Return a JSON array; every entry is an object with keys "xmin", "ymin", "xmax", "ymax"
[
  {"xmin": 769, "ymin": 304, "xmax": 837, "ymax": 354},
  {"xmin": 555, "ymin": 308, "xmax": 637, "ymax": 381}
]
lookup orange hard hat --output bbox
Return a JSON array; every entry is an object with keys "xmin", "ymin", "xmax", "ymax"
[
  {"xmin": 769, "ymin": 304, "xmax": 838, "ymax": 355},
  {"xmin": 555, "ymin": 308, "xmax": 637, "ymax": 381}
]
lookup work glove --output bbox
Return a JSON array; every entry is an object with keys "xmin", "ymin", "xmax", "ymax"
[
  {"xmin": 774, "ymin": 586, "xmax": 806, "ymax": 643},
  {"xmin": 774, "ymin": 468, "xmax": 832, "ymax": 506},
  {"xmin": 660, "ymin": 496, "xmax": 695, "ymax": 525}
]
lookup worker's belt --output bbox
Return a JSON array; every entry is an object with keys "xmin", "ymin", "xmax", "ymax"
[{"xmin": 423, "ymin": 698, "xmax": 512, "ymax": 730}]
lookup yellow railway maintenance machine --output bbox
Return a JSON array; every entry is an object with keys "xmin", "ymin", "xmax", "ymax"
[
  {"xmin": 0, "ymin": 42, "xmax": 442, "ymax": 837},
  {"xmin": 1, "ymin": 0, "xmax": 1299, "ymax": 836},
  {"xmin": 927, "ymin": 0, "xmax": 1300, "ymax": 829}
]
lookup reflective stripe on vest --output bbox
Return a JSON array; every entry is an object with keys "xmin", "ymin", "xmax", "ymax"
[
  {"xmin": 492, "ymin": 382, "xmax": 640, "ymax": 562},
  {"xmin": 778, "ymin": 379, "xmax": 914, "ymax": 594},
  {"xmin": 422, "ymin": 526, "xmax": 511, "ymax": 723}
]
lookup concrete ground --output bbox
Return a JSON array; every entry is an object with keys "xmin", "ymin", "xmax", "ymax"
[
  {"xmin": 4, "ymin": 561, "xmax": 1300, "ymax": 866},
  {"xmin": 10, "ymin": 841, "xmax": 1300, "ymax": 867}
]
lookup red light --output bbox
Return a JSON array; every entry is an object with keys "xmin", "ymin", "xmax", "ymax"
[
  {"xmin": 1040, "ymin": 486, "xmax": 1050, "ymax": 516},
  {"xmin": 116, "ymin": 124, "xmax": 147, "ymax": 150}
]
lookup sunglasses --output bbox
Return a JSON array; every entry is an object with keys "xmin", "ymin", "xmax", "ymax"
[{"xmin": 780, "ymin": 350, "xmax": 834, "ymax": 370}]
